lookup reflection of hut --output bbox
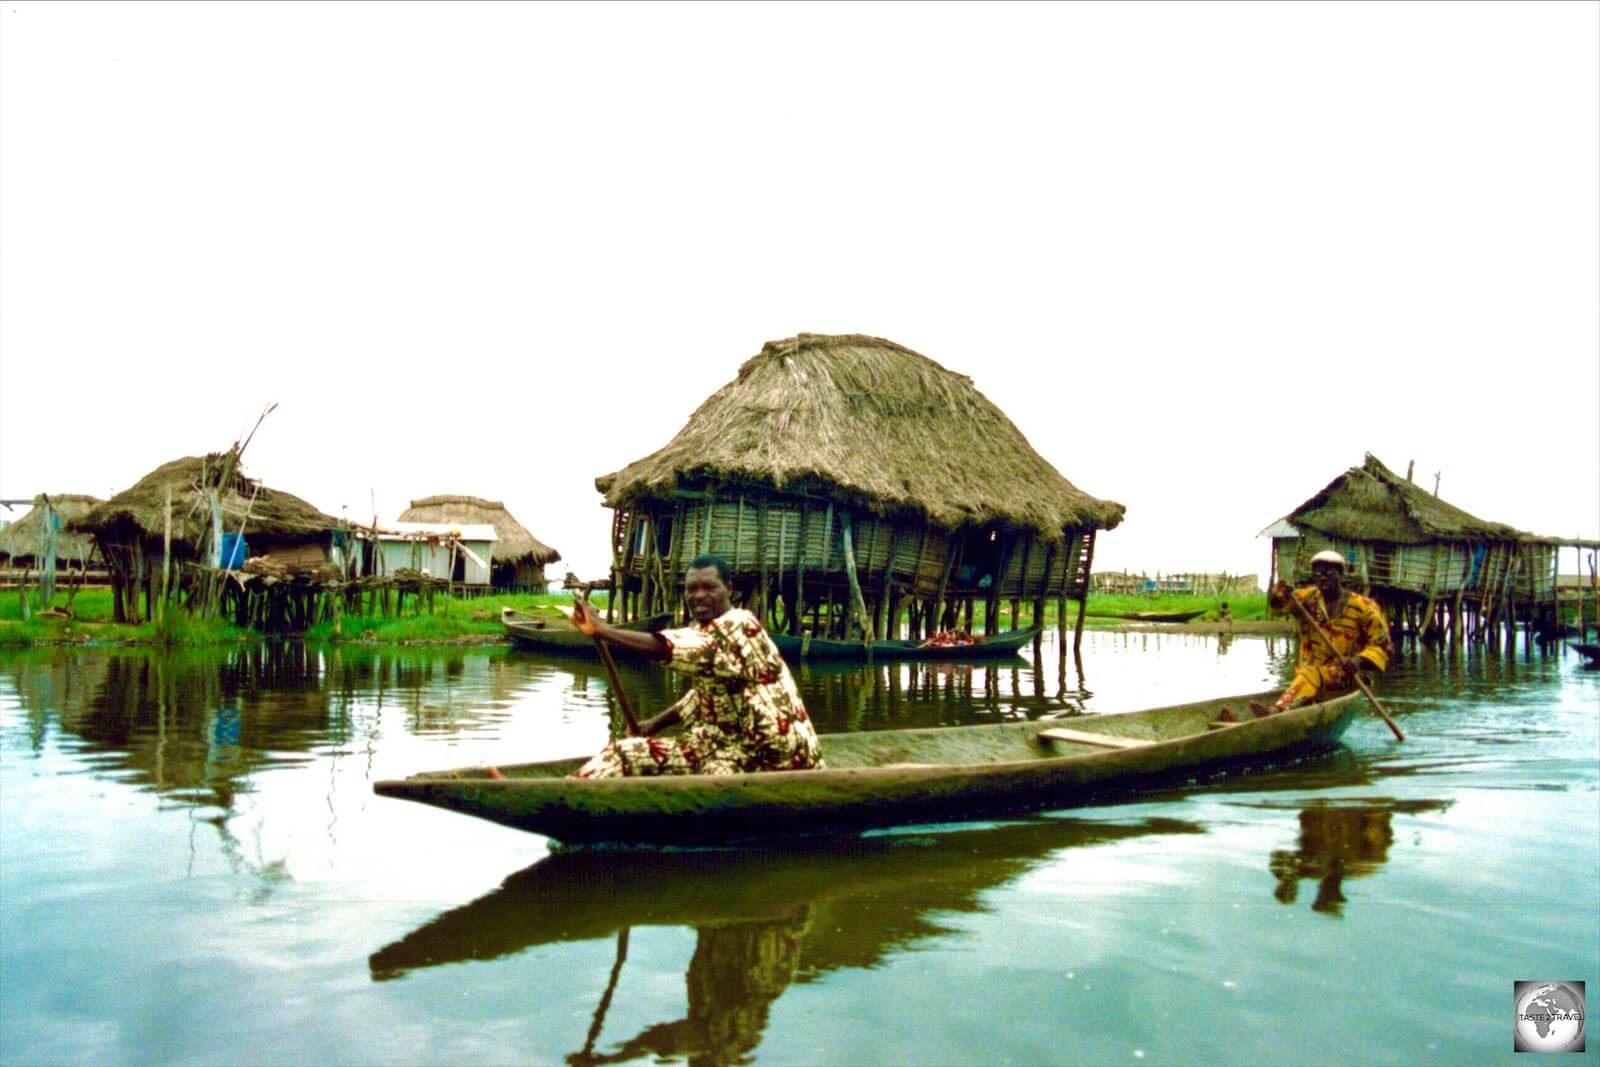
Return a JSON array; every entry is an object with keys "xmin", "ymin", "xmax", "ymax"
[
  {"xmin": 1271, "ymin": 454, "xmax": 1565, "ymax": 644},
  {"xmin": 596, "ymin": 334, "xmax": 1124, "ymax": 644},
  {"xmin": 397, "ymin": 496, "xmax": 560, "ymax": 591},
  {"xmin": 0, "ymin": 494, "xmax": 101, "ymax": 571},
  {"xmin": 70, "ymin": 451, "xmax": 339, "ymax": 622}
]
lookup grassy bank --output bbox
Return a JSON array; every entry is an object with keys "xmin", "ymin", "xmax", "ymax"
[
  {"xmin": 0, "ymin": 586, "xmax": 597, "ymax": 647},
  {"xmin": 0, "ymin": 588, "xmax": 251, "ymax": 646},
  {"xmin": 1080, "ymin": 591, "xmax": 1269, "ymax": 624},
  {"xmin": 1, "ymin": 584, "xmax": 1261, "ymax": 647},
  {"xmin": 300, "ymin": 592, "xmax": 597, "ymax": 644}
]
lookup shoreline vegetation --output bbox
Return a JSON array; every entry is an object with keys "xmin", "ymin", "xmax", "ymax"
[{"xmin": 0, "ymin": 587, "xmax": 1286, "ymax": 648}]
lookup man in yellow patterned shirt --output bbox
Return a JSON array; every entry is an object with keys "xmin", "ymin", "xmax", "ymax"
[{"xmin": 1261, "ymin": 549, "xmax": 1392, "ymax": 714}]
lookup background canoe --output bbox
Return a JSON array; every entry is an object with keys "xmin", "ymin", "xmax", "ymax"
[
  {"xmin": 1086, "ymin": 609, "xmax": 1207, "ymax": 623},
  {"xmin": 768, "ymin": 625, "xmax": 1040, "ymax": 662},
  {"xmin": 1573, "ymin": 643, "xmax": 1600, "ymax": 664},
  {"xmin": 374, "ymin": 688, "xmax": 1363, "ymax": 846},
  {"xmin": 501, "ymin": 608, "xmax": 671, "ymax": 657}
]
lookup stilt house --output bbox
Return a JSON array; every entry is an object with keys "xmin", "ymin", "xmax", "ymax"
[
  {"xmin": 595, "ymin": 334, "xmax": 1125, "ymax": 644},
  {"xmin": 1270, "ymin": 453, "xmax": 1562, "ymax": 642},
  {"xmin": 0, "ymin": 494, "xmax": 100, "ymax": 571},
  {"xmin": 397, "ymin": 495, "xmax": 561, "ymax": 592},
  {"xmin": 70, "ymin": 451, "xmax": 340, "ymax": 622}
]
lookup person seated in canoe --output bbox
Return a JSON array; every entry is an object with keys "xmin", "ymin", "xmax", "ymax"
[
  {"xmin": 1256, "ymin": 550, "xmax": 1392, "ymax": 716},
  {"xmin": 567, "ymin": 554, "xmax": 825, "ymax": 777}
]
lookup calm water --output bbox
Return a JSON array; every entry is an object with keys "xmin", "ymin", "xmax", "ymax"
[{"xmin": 1, "ymin": 632, "xmax": 1596, "ymax": 1066}]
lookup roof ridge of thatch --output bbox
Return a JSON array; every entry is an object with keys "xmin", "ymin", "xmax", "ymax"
[
  {"xmin": 70, "ymin": 452, "xmax": 338, "ymax": 546},
  {"xmin": 1288, "ymin": 453, "xmax": 1526, "ymax": 544},
  {"xmin": 595, "ymin": 333, "xmax": 1124, "ymax": 536},
  {"xmin": 397, "ymin": 494, "xmax": 561, "ymax": 564},
  {"xmin": 408, "ymin": 494, "xmax": 507, "ymax": 509}
]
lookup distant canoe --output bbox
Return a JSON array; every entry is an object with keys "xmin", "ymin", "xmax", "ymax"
[
  {"xmin": 1087, "ymin": 609, "xmax": 1207, "ymax": 624},
  {"xmin": 373, "ymin": 688, "xmax": 1362, "ymax": 847},
  {"xmin": 501, "ymin": 608, "xmax": 671, "ymax": 657},
  {"xmin": 767, "ymin": 626, "xmax": 1040, "ymax": 662}
]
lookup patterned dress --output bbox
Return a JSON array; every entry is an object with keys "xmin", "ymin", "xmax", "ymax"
[
  {"xmin": 573, "ymin": 608, "xmax": 824, "ymax": 778},
  {"xmin": 1270, "ymin": 585, "xmax": 1393, "ymax": 707}
]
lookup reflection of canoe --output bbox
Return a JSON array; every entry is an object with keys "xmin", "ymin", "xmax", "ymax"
[
  {"xmin": 374, "ymin": 688, "xmax": 1362, "ymax": 846},
  {"xmin": 1087, "ymin": 610, "xmax": 1207, "ymax": 623},
  {"xmin": 501, "ymin": 608, "xmax": 671, "ymax": 657},
  {"xmin": 368, "ymin": 815, "xmax": 1203, "ymax": 981},
  {"xmin": 1573, "ymin": 643, "xmax": 1600, "ymax": 664},
  {"xmin": 768, "ymin": 626, "xmax": 1039, "ymax": 661}
]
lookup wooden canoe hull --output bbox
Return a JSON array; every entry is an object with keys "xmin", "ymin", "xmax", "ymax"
[
  {"xmin": 501, "ymin": 609, "xmax": 671, "ymax": 657},
  {"xmin": 1573, "ymin": 643, "xmax": 1600, "ymax": 664},
  {"xmin": 374, "ymin": 689, "xmax": 1363, "ymax": 846},
  {"xmin": 768, "ymin": 626, "xmax": 1040, "ymax": 661},
  {"xmin": 1087, "ymin": 610, "xmax": 1207, "ymax": 623}
]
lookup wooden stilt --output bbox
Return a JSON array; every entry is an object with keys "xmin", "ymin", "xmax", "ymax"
[{"xmin": 840, "ymin": 511, "xmax": 872, "ymax": 646}]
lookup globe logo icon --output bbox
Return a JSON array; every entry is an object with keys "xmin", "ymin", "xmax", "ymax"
[{"xmin": 1515, "ymin": 981, "xmax": 1585, "ymax": 1053}]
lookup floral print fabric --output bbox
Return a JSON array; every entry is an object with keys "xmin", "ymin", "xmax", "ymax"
[{"xmin": 574, "ymin": 608, "xmax": 824, "ymax": 778}]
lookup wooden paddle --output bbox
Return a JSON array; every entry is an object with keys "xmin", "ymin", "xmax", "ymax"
[
  {"xmin": 572, "ymin": 590, "xmax": 643, "ymax": 737},
  {"xmin": 1283, "ymin": 591, "xmax": 1405, "ymax": 742}
]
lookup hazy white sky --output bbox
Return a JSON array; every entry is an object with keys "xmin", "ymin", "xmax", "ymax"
[{"xmin": 3, "ymin": 1, "xmax": 1596, "ymax": 584}]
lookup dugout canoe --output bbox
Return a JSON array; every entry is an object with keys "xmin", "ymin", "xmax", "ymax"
[
  {"xmin": 1573, "ymin": 643, "xmax": 1600, "ymax": 665},
  {"xmin": 767, "ymin": 625, "xmax": 1040, "ymax": 662},
  {"xmin": 373, "ymin": 688, "xmax": 1364, "ymax": 846},
  {"xmin": 1086, "ymin": 609, "xmax": 1207, "ymax": 624},
  {"xmin": 501, "ymin": 608, "xmax": 671, "ymax": 656}
]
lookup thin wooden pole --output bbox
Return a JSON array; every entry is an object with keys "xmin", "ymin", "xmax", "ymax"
[
  {"xmin": 840, "ymin": 511, "xmax": 872, "ymax": 645},
  {"xmin": 793, "ymin": 503, "xmax": 807, "ymax": 636},
  {"xmin": 160, "ymin": 487, "xmax": 173, "ymax": 623},
  {"xmin": 1073, "ymin": 530, "xmax": 1096, "ymax": 654}
]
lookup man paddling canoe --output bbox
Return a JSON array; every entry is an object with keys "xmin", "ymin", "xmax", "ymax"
[
  {"xmin": 568, "ymin": 554, "xmax": 825, "ymax": 777},
  {"xmin": 1257, "ymin": 549, "xmax": 1393, "ymax": 715}
]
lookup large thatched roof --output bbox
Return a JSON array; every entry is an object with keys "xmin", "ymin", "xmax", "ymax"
[
  {"xmin": 1287, "ymin": 454, "xmax": 1525, "ymax": 545},
  {"xmin": 0, "ymin": 494, "xmax": 101, "ymax": 561},
  {"xmin": 596, "ymin": 333, "xmax": 1125, "ymax": 536},
  {"xmin": 398, "ymin": 496, "xmax": 561, "ymax": 564},
  {"xmin": 71, "ymin": 453, "xmax": 338, "ymax": 545}
]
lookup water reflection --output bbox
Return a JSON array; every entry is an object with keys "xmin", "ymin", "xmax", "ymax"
[
  {"xmin": 369, "ymin": 816, "xmax": 1206, "ymax": 1061},
  {"xmin": 1266, "ymin": 799, "xmax": 1452, "ymax": 916}
]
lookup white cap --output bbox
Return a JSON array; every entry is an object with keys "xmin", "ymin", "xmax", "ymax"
[{"xmin": 1310, "ymin": 550, "xmax": 1345, "ymax": 569}]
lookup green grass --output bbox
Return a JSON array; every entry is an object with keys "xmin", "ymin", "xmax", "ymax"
[
  {"xmin": 0, "ymin": 587, "xmax": 250, "ymax": 646},
  {"xmin": 302, "ymin": 591, "xmax": 602, "ymax": 644},
  {"xmin": 0, "ymin": 582, "xmax": 1268, "ymax": 647},
  {"xmin": 1082, "ymin": 591, "xmax": 1269, "ymax": 622}
]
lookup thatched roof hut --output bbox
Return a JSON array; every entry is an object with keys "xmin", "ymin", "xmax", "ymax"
[
  {"xmin": 597, "ymin": 333, "xmax": 1124, "ymax": 644},
  {"xmin": 397, "ymin": 495, "xmax": 561, "ymax": 591},
  {"xmin": 1287, "ymin": 454, "xmax": 1524, "ymax": 545},
  {"xmin": 0, "ymin": 494, "xmax": 100, "ymax": 565},
  {"xmin": 73, "ymin": 453, "xmax": 339, "ymax": 550},
  {"xmin": 71, "ymin": 451, "xmax": 339, "ymax": 622},
  {"xmin": 599, "ymin": 333, "xmax": 1124, "ymax": 534},
  {"xmin": 1272, "ymin": 454, "xmax": 1558, "ymax": 643}
]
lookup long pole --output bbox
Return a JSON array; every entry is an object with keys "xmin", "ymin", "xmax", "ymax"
[
  {"xmin": 580, "ymin": 589, "xmax": 641, "ymax": 736},
  {"xmin": 1285, "ymin": 593, "xmax": 1405, "ymax": 741}
]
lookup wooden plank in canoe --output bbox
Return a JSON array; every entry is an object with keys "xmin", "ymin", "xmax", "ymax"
[{"xmin": 1036, "ymin": 727, "xmax": 1153, "ymax": 749}]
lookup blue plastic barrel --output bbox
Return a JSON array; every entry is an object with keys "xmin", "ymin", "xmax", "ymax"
[{"xmin": 219, "ymin": 533, "xmax": 249, "ymax": 570}]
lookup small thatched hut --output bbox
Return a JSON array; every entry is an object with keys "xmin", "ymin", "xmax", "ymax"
[
  {"xmin": 596, "ymin": 333, "xmax": 1125, "ymax": 644},
  {"xmin": 71, "ymin": 450, "xmax": 340, "ymax": 622},
  {"xmin": 1271, "ymin": 453, "xmax": 1552, "ymax": 643},
  {"xmin": 397, "ymin": 495, "xmax": 561, "ymax": 591},
  {"xmin": 0, "ymin": 494, "xmax": 101, "ymax": 569}
]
